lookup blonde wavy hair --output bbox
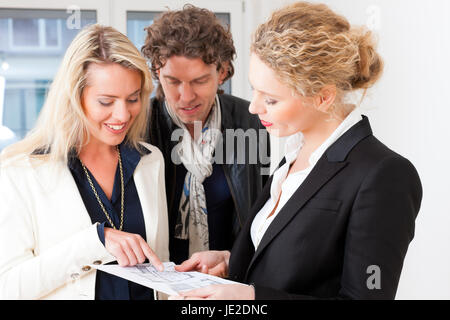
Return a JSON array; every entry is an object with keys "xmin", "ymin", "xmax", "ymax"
[
  {"xmin": 1, "ymin": 24, "xmax": 153, "ymax": 164},
  {"xmin": 252, "ymin": 1, "xmax": 383, "ymax": 117}
]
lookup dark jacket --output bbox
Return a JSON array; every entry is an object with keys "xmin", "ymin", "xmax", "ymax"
[
  {"xmin": 147, "ymin": 94, "xmax": 270, "ymax": 244},
  {"xmin": 228, "ymin": 116, "xmax": 422, "ymax": 300}
]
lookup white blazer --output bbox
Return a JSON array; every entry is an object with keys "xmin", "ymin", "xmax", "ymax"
[{"xmin": 0, "ymin": 142, "xmax": 169, "ymax": 300}]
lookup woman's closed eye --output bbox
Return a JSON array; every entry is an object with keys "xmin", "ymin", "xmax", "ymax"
[
  {"xmin": 98, "ymin": 99, "xmax": 113, "ymax": 106},
  {"xmin": 128, "ymin": 97, "xmax": 139, "ymax": 103},
  {"xmin": 265, "ymin": 98, "xmax": 278, "ymax": 105},
  {"xmin": 128, "ymin": 90, "xmax": 141, "ymax": 103}
]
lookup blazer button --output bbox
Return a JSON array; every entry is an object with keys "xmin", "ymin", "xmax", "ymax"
[
  {"xmin": 92, "ymin": 260, "xmax": 102, "ymax": 265},
  {"xmin": 71, "ymin": 273, "xmax": 80, "ymax": 280},
  {"xmin": 82, "ymin": 266, "xmax": 91, "ymax": 272}
]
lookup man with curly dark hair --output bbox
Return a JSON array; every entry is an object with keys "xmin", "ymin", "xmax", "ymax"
[{"xmin": 142, "ymin": 5, "xmax": 269, "ymax": 265}]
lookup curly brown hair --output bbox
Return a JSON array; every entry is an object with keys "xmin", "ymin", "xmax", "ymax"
[
  {"xmin": 252, "ymin": 2, "xmax": 384, "ymax": 117},
  {"xmin": 142, "ymin": 4, "xmax": 236, "ymax": 99}
]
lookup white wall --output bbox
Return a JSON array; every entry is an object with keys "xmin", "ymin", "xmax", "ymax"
[{"xmin": 243, "ymin": 0, "xmax": 450, "ymax": 299}]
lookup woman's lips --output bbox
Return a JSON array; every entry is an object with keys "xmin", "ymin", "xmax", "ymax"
[
  {"xmin": 260, "ymin": 120, "xmax": 273, "ymax": 127},
  {"xmin": 104, "ymin": 122, "xmax": 128, "ymax": 134}
]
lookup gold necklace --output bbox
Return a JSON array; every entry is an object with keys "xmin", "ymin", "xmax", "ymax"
[{"xmin": 80, "ymin": 146, "xmax": 124, "ymax": 231}]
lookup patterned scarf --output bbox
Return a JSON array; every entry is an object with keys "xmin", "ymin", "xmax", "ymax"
[{"xmin": 165, "ymin": 96, "xmax": 222, "ymax": 257}]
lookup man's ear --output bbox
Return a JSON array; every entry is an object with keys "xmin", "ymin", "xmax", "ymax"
[
  {"xmin": 156, "ymin": 69, "xmax": 161, "ymax": 80},
  {"xmin": 218, "ymin": 61, "xmax": 230, "ymax": 84},
  {"xmin": 315, "ymin": 85, "xmax": 337, "ymax": 113}
]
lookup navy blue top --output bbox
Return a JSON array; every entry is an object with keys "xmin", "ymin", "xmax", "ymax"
[
  {"xmin": 169, "ymin": 163, "xmax": 234, "ymax": 264},
  {"xmin": 68, "ymin": 143, "xmax": 154, "ymax": 300}
]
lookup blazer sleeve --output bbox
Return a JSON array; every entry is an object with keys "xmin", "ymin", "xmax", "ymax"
[
  {"xmin": 0, "ymin": 165, "xmax": 114, "ymax": 300},
  {"xmin": 252, "ymin": 155, "xmax": 422, "ymax": 300},
  {"xmin": 339, "ymin": 155, "xmax": 422, "ymax": 299}
]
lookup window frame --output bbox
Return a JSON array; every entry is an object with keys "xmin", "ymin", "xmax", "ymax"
[
  {"xmin": 0, "ymin": 0, "xmax": 109, "ymax": 138},
  {"xmin": 0, "ymin": 0, "xmax": 245, "ymax": 143},
  {"xmin": 0, "ymin": 0, "xmax": 110, "ymax": 25},
  {"xmin": 8, "ymin": 18, "xmax": 63, "ymax": 52},
  {"xmin": 111, "ymin": 0, "xmax": 245, "ymax": 98}
]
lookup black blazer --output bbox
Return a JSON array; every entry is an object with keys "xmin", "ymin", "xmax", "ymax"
[{"xmin": 228, "ymin": 116, "xmax": 422, "ymax": 299}]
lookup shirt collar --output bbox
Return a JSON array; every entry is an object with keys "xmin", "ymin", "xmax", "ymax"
[
  {"xmin": 270, "ymin": 108, "xmax": 363, "ymax": 202},
  {"xmin": 270, "ymin": 132, "xmax": 303, "ymax": 202},
  {"xmin": 283, "ymin": 131, "xmax": 304, "ymax": 166},
  {"xmin": 309, "ymin": 108, "xmax": 363, "ymax": 166},
  {"xmin": 281, "ymin": 108, "xmax": 363, "ymax": 168}
]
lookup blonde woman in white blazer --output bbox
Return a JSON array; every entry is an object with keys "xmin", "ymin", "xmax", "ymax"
[{"xmin": 0, "ymin": 25, "xmax": 169, "ymax": 300}]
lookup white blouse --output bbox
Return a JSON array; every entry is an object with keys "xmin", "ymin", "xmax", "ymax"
[{"xmin": 251, "ymin": 109, "xmax": 363, "ymax": 250}]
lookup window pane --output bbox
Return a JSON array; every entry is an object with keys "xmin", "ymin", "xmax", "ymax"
[
  {"xmin": 126, "ymin": 11, "xmax": 158, "ymax": 52},
  {"xmin": 126, "ymin": 11, "xmax": 232, "ymax": 96},
  {"xmin": 45, "ymin": 19, "xmax": 59, "ymax": 47},
  {"xmin": 0, "ymin": 9, "xmax": 96, "ymax": 151},
  {"xmin": 12, "ymin": 18, "xmax": 39, "ymax": 47}
]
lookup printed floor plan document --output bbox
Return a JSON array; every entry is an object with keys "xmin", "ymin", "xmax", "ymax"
[{"xmin": 91, "ymin": 262, "xmax": 239, "ymax": 295}]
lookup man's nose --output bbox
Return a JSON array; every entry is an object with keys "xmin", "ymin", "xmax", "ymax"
[{"xmin": 179, "ymin": 82, "xmax": 196, "ymax": 104}]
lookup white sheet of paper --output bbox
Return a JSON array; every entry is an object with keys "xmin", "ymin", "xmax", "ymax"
[{"xmin": 91, "ymin": 262, "xmax": 239, "ymax": 296}]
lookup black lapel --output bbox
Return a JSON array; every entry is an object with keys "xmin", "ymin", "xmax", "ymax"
[
  {"xmin": 244, "ymin": 116, "xmax": 373, "ymax": 277},
  {"xmin": 245, "ymin": 158, "xmax": 348, "ymax": 276}
]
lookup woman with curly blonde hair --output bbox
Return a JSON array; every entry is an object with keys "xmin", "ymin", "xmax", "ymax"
[
  {"xmin": 0, "ymin": 24, "xmax": 168, "ymax": 299},
  {"xmin": 175, "ymin": 1, "xmax": 422, "ymax": 300}
]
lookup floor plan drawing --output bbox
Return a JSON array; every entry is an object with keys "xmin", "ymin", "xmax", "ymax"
[{"xmin": 92, "ymin": 262, "xmax": 239, "ymax": 295}]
